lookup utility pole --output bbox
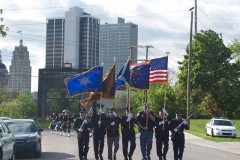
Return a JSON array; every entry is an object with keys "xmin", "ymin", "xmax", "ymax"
[
  {"xmin": 195, "ymin": 0, "xmax": 197, "ymax": 34},
  {"xmin": 187, "ymin": 7, "xmax": 194, "ymax": 129}
]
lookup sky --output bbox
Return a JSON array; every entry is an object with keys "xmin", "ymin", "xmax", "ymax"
[{"xmin": 0, "ymin": 0, "xmax": 240, "ymax": 92}]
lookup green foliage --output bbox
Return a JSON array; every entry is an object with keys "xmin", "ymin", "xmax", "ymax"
[
  {"xmin": 178, "ymin": 29, "xmax": 240, "ymax": 118},
  {"xmin": 0, "ymin": 9, "xmax": 8, "ymax": 37},
  {"xmin": 228, "ymin": 38, "xmax": 240, "ymax": 62},
  {"xmin": 0, "ymin": 89, "xmax": 36, "ymax": 118}
]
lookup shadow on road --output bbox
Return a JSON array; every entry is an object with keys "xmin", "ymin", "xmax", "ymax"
[{"xmin": 16, "ymin": 152, "xmax": 76, "ymax": 160}]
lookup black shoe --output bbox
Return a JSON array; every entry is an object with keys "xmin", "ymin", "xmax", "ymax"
[
  {"xmin": 99, "ymin": 154, "xmax": 103, "ymax": 160},
  {"xmin": 124, "ymin": 158, "xmax": 128, "ymax": 160}
]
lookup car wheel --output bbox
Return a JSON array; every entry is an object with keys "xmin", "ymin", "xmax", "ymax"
[
  {"xmin": 34, "ymin": 144, "xmax": 42, "ymax": 158},
  {"xmin": 10, "ymin": 147, "xmax": 15, "ymax": 160},
  {"xmin": 211, "ymin": 129, "xmax": 215, "ymax": 137},
  {"xmin": 205, "ymin": 129, "xmax": 209, "ymax": 136}
]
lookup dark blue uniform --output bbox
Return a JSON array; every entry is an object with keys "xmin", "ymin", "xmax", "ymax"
[
  {"xmin": 91, "ymin": 112, "xmax": 107, "ymax": 160},
  {"xmin": 121, "ymin": 114, "xmax": 136, "ymax": 160},
  {"xmin": 74, "ymin": 116, "xmax": 91, "ymax": 160},
  {"xmin": 155, "ymin": 115, "xmax": 172, "ymax": 160},
  {"xmin": 169, "ymin": 118, "xmax": 189, "ymax": 160},
  {"xmin": 137, "ymin": 110, "xmax": 156, "ymax": 160}
]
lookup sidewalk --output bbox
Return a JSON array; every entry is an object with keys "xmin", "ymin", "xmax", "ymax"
[{"xmin": 184, "ymin": 132, "xmax": 240, "ymax": 155}]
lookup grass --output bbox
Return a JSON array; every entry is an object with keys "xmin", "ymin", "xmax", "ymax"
[
  {"xmin": 36, "ymin": 121, "xmax": 50, "ymax": 129},
  {"xmin": 186, "ymin": 119, "xmax": 240, "ymax": 142},
  {"xmin": 36, "ymin": 118, "xmax": 240, "ymax": 142}
]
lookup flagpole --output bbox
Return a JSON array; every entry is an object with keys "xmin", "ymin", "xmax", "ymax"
[
  {"xmin": 99, "ymin": 62, "xmax": 104, "ymax": 128},
  {"xmin": 127, "ymin": 56, "xmax": 131, "ymax": 129},
  {"xmin": 163, "ymin": 52, "xmax": 170, "ymax": 130}
]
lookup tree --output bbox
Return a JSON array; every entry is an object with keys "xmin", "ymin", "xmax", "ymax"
[
  {"xmin": 178, "ymin": 29, "xmax": 240, "ymax": 118},
  {"xmin": 17, "ymin": 89, "xmax": 37, "ymax": 117},
  {"xmin": 0, "ymin": 9, "xmax": 8, "ymax": 37},
  {"xmin": 228, "ymin": 38, "xmax": 240, "ymax": 62}
]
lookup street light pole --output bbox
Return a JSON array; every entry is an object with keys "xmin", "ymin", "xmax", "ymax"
[{"xmin": 187, "ymin": 7, "xmax": 194, "ymax": 129}]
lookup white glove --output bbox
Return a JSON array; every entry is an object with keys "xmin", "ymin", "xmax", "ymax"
[
  {"xmin": 98, "ymin": 121, "xmax": 101, "ymax": 125},
  {"xmin": 183, "ymin": 120, "xmax": 187, "ymax": 125},
  {"xmin": 98, "ymin": 109, "xmax": 103, "ymax": 114},
  {"xmin": 83, "ymin": 120, "xmax": 87, "ymax": 124},
  {"xmin": 79, "ymin": 128, "xmax": 83, "ymax": 132},
  {"xmin": 112, "ymin": 112, "xmax": 117, "ymax": 117},
  {"xmin": 111, "ymin": 122, "xmax": 115, "ymax": 126},
  {"xmin": 159, "ymin": 120, "xmax": 165, "ymax": 126},
  {"xmin": 174, "ymin": 128, "xmax": 178, "ymax": 132},
  {"xmin": 162, "ymin": 109, "xmax": 168, "ymax": 116},
  {"xmin": 126, "ymin": 117, "xmax": 131, "ymax": 122},
  {"xmin": 127, "ymin": 114, "xmax": 133, "ymax": 118}
]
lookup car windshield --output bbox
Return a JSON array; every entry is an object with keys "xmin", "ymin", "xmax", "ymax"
[
  {"xmin": 213, "ymin": 120, "xmax": 233, "ymax": 126},
  {"xmin": 4, "ymin": 121, "xmax": 37, "ymax": 133}
]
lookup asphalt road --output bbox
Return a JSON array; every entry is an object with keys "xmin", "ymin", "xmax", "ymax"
[{"xmin": 16, "ymin": 129, "xmax": 240, "ymax": 160}]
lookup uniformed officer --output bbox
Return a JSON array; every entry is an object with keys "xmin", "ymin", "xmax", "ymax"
[
  {"xmin": 106, "ymin": 108, "xmax": 121, "ymax": 160},
  {"xmin": 50, "ymin": 112, "xmax": 56, "ymax": 134},
  {"xmin": 121, "ymin": 107, "xmax": 136, "ymax": 160},
  {"xmin": 91, "ymin": 104, "xmax": 107, "ymax": 160},
  {"xmin": 63, "ymin": 111, "xmax": 73, "ymax": 137},
  {"xmin": 55, "ymin": 113, "xmax": 62, "ymax": 135},
  {"xmin": 155, "ymin": 108, "xmax": 172, "ymax": 160},
  {"xmin": 168, "ymin": 111, "xmax": 189, "ymax": 160},
  {"xmin": 136, "ymin": 104, "xmax": 156, "ymax": 160},
  {"xmin": 74, "ymin": 109, "xmax": 91, "ymax": 160}
]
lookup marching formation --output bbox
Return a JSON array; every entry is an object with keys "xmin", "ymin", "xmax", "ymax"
[{"xmin": 49, "ymin": 104, "xmax": 189, "ymax": 160}]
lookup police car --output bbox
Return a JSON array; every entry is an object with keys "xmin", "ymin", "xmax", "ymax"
[{"xmin": 205, "ymin": 117, "xmax": 237, "ymax": 138}]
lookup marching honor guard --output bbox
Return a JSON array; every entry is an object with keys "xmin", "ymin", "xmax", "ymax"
[
  {"xmin": 121, "ymin": 107, "xmax": 136, "ymax": 160},
  {"xmin": 106, "ymin": 108, "xmax": 121, "ymax": 160},
  {"xmin": 155, "ymin": 108, "xmax": 172, "ymax": 160},
  {"xmin": 136, "ymin": 104, "xmax": 156, "ymax": 160},
  {"xmin": 74, "ymin": 109, "xmax": 91, "ymax": 160},
  {"xmin": 50, "ymin": 112, "xmax": 56, "ymax": 134},
  {"xmin": 91, "ymin": 104, "xmax": 107, "ymax": 160},
  {"xmin": 169, "ymin": 111, "xmax": 189, "ymax": 160}
]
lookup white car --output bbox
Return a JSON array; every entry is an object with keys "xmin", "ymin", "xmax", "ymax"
[{"xmin": 205, "ymin": 117, "xmax": 237, "ymax": 138}]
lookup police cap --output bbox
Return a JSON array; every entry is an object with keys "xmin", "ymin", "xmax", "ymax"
[
  {"xmin": 142, "ymin": 103, "xmax": 151, "ymax": 109},
  {"xmin": 79, "ymin": 108, "xmax": 86, "ymax": 113},
  {"xmin": 124, "ymin": 107, "xmax": 133, "ymax": 111},
  {"xmin": 175, "ymin": 111, "xmax": 182, "ymax": 116},
  {"xmin": 159, "ymin": 108, "xmax": 164, "ymax": 112},
  {"xmin": 96, "ymin": 103, "xmax": 104, "ymax": 108},
  {"xmin": 110, "ymin": 108, "xmax": 116, "ymax": 112}
]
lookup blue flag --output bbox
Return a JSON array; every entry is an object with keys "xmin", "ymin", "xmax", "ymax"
[
  {"xmin": 130, "ymin": 62, "xmax": 150, "ymax": 89},
  {"xmin": 115, "ymin": 61, "xmax": 130, "ymax": 90},
  {"xmin": 65, "ymin": 66, "xmax": 103, "ymax": 97}
]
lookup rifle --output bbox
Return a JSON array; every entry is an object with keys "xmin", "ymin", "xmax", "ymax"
[
  {"xmin": 77, "ymin": 117, "xmax": 86, "ymax": 138},
  {"xmin": 170, "ymin": 113, "xmax": 193, "ymax": 140}
]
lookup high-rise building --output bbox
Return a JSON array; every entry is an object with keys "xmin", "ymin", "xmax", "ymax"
[
  {"xmin": 100, "ymin": 17, "xmax": 138, "ymax": 74},
  {"xmin": 46, "ymin": 6, "xmax": 100, "ymax": 69},
  {"xmin": 10, "ymin": 40, "xmax": 31, "ymax": 92}
]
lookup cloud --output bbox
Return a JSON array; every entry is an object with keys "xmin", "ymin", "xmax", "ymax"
[{"xmin": 1, "ymin": 0, "xmax": 240, "ymax": 92}]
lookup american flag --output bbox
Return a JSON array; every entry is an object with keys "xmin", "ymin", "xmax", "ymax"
[{"xmin": 149, "ymin": 57, "xmax": 168, "ymax": 84}]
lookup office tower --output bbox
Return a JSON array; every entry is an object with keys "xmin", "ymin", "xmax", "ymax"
[
  {"xmin": 46, "ymin": 6, "xmax": 100, "ymax": 69},
  {"xmin": 100, "ymin": 17, "xmax": 138, "ymax": 74},
  {"xmin": 10, "ymin": 40, "xmax": 31, "ymax": 92}
]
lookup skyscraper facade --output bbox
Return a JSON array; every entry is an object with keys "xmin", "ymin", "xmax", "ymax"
[
  {"xmin": 10, "ymin": 40, "xmax": 31, "ymax": 92},
  {"xmin": 46, "ymin": 6, "xmax": 100, "ymax": 70},
  {"xmin": 100, "ymin": 17, "xmax": 138, "ymax": 74}
]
